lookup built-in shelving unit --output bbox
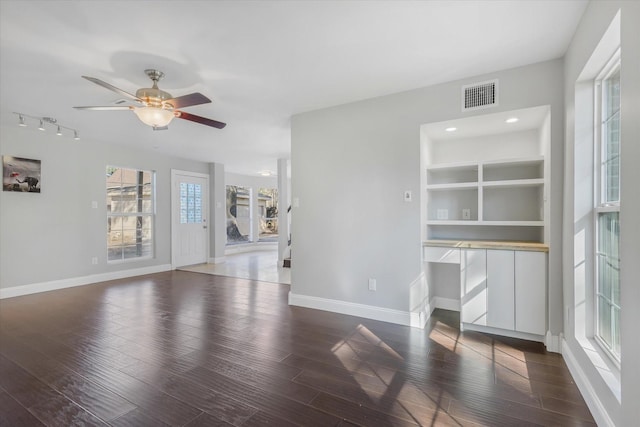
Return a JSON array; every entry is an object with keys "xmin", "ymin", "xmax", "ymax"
[
  {"xmin": 421, "ymin": 106, "xmax": 550, "ymax": 243},
  {"xmin": 419, "ymin": 106, "xmax": 551, "ymax": 341},
  {"xmin": 426, "ymin": 156, "xmax": 544, "ymax": 225}
]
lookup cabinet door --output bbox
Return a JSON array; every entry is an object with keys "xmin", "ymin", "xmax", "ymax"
[
  {"xmin": 515, "ymin": 251, "xmax": 546, "ymax": 335},
  {"xmin": 460, "ymin": 249, "xmax": 486, "ymax": 326},
  {"xmin": 486, "ymin": 250, "xmax": 515, "ymax": 330}
]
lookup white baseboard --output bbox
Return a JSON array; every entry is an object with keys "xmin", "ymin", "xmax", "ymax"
[
  {"xmin": 289, "ymin": 292, "xmax": 413, "ymax": 327},
  {"xmin": 0, "ymin": 264, "xmax": 172, "ymax": 299},
  {"xmin": 432, "ymin": 297, "xmax": 460, "ymax": 312},
  {"xmin": 545, "ymin": 331, "xmax": 563, "ymax": 353},
  {"xmin": 562, "ymin": 339, "xmax": 616, "ymax": 427}
]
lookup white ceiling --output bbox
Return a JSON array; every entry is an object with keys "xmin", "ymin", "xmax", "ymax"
[{"xmin": 0, "ymin": 0, "xmax": 587, "ymax": 176}]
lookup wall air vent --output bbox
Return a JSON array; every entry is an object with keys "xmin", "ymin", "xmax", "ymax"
[{"xmin": 462, "ymin": 79, "xmax": 498, "ymax": 111}]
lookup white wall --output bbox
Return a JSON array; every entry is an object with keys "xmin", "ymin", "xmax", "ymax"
[
  {"xmin": 0, "ymin": 125, "xmax": 209, "ymax": 292},
  {"xmin": 291, "ymin": 59, "xmax": 564, "ymax": 329},
  {"xmin": 563, "ymin": 1, "xmax": 640, "ymax": 425}
]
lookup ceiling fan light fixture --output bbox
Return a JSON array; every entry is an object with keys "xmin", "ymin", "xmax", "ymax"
[{"xmin": 134, "ymin": 106, "xmax": 175, "ymax": 128}]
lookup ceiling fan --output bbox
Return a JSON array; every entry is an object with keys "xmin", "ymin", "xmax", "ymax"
[{"xmin": 74, "ymin": 69, "xmax": 226, "ymax": 130}]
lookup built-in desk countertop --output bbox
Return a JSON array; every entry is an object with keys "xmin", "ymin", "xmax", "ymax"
[{"xmin": 423, "ymin": 240, "xmax": 549, "ymax": 253}]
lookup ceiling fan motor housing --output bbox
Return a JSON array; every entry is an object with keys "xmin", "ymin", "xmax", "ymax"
[{"xmin": 135, "ymin": 87, "xmax": 173, "ymax": 109}]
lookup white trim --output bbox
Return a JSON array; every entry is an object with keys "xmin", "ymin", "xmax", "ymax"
[
  {"xmin": 545, "ymin": 331, "xmax": 563, "ymax": 353},
  {"xmin": 0, "ymin": 264, "xmax": 172, "ymax": 299},
  {"xmin": 432, "ymin": 297, "xmax": 460, "ymax": 312},
  {"xmin": 562, "ymin": 339, "xmax": 616, "ymax": 427},
  {"xmin": 462, "ymin": 323, "xmax": 544, "ymax": 343},
  {"xmin": 288, "ymin": 292, "xmax": 413, "ymax": 327},
  {"xmin": 208, "ymin": 256, "xmax": 226, "ymax": 264}
]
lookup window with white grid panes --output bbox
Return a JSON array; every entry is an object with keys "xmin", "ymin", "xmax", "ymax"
[
  {"xmin": 179, "ymin": 182, "xmax": 203, "ymax": 224},
  {"xmin": 594, "ymin": 54, "xmax": 620, "ymax": 363},
  {"xmin": 106, "ymin": 167, "xmax": 154, "ymax": 262}
]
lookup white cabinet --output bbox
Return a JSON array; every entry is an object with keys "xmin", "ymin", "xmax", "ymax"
[
  {"xmin": 515, "ymin": 251, "xmax": 547, "ymax": 335},
  {"xmin": 458, "ymin": 248, "xmax": 547, "ymax": 336},
  {"xmin": 460, "ymin": 249, "xmax": 487, "ymax": 326},
  {"xmin": 486, "ymin": 250, "xmax": 515, "ymax": 330}
]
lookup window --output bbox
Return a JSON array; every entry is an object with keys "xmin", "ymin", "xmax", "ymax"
[
  {"xmin": 226, "ymin": 185, "xmax": 251, "ymax": 244},
  {"xmin": 179, "ymin": 182, "xmax": 203, "ymax": 224},
  {"xmin": 594, "ymin": 55, "xmax": 620, "ymax": 362},
  {"xmin": 107, "ymin": 167, "xmax": 154, "ymax": 262},
  {"xmin": 258, "ymin": 187, "xmax": 278, "ymax": 241}
]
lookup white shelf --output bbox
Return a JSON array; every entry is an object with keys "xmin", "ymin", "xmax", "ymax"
[
  {"xmin": 427, "ymin": 220, "xmax": 544, "ymax": 227},
  {"xmin": 481, "ymin": 156, "xmax": 544, "ymax": 168},
  {"xmin": 426, "ymin": 182, "xmax": 478, "ymax": 191},
  {"xmin": 480, "ymin": 220, "xmax": 544, "ymax": 226},
  {"xmin": 426, "ymin": 161, "xmax": 478, "ymax": 171},
  {"xmin": 481, "ymin": 178, "xmax": 544, "ymax": 188}
]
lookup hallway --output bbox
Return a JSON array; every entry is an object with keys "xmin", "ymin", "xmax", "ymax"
[{"xmin": 179, "ymin": 249, "xmax": 291, "ymax": 285}]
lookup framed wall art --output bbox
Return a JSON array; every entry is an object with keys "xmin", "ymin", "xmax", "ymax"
[{"xmin": 2, "ymin": 155, "xmax": 41, "ymax": 193}]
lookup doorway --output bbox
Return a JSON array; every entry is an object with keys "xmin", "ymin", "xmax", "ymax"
[{"xmin": 171, "ymin": 170, "xmax": 210, "ymax": 268}]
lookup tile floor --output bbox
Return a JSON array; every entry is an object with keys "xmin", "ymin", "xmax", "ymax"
[{"xmin": 179, "ymin": 249, "xmax": 291, "ymax": 284}]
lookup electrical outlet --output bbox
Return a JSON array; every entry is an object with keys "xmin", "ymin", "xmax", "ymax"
[
  {"xmin": 368, "ymin": 278, "xmax": 376, "ymax": 291},
  {"xmin": 436, "ymin": 209, "xmax": 448, "ymax": 220},
  {"xmin": 462, "ymin": 208, "xmax": 471, "ymax": 220},
  {"xmin": 91, "ymin": 257, "xmax": 98, "ymax": 265}
]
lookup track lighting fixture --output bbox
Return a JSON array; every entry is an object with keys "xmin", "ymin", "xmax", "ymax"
[{"xmin": 14, "ymin": 112, "xmax": 80, "ymax": 140}]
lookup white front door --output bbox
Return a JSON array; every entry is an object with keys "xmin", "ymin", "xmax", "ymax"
[{"xmin": 171, "ymin": 170, "xmax": 209, "ymax": 267}]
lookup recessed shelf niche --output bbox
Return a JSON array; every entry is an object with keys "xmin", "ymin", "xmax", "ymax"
[{"xmin": 420, "ymin": 105, "xmax": 551, "ymax": 243}]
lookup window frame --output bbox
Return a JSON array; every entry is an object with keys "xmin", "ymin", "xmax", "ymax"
[
  {"xmin": 593, "ymin": 50, "xmax": 621, "ymax": 366},
  {"xmin": 106, "ymin": 166, "xmax": 156, "ymax": 263}
]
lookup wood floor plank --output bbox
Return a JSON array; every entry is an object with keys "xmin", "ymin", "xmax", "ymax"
[
  {"xmin": 182, "ymin": 412, "xmax": 234, "ymax": 427},
  {"xmin": 119, "ymin": 359, "xmax": 259, "ymax": 426},
  {"xmin": 0, "ymin": 335, "xmax": 136, "ymax": 422},
  {"xmin": 310, "ymin": 391, "xmax": 419, "ymax": 427},
  {"xmin": 180, "ymin": 366, "xmax": 341, "ymax": 427},
  {"xmin": 108, "ymin": 408, "xmax": 172, "ymax": 427},
  {"xmin": 0, "ymin": 390, "xmax": 46, "ymax": 427},
  {"xmin": 0, "ymin": 271, "xmax": 595, "ymax": 426}
]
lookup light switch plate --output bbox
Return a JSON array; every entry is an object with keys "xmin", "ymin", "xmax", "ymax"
[
  {"xmin": 462, "ymin": 208, "xmax": 471, "ymax": 220},
  {"xmin": 404, "ymin": 190, "xmax": 412, "ymax": 202}
]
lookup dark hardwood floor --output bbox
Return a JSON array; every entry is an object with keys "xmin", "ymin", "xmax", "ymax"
[{"xmin": 0, "ymin": 271, "xmax": 594, "ymax": 426}]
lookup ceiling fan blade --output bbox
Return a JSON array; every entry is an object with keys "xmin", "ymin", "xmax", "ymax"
[
  {"xmin": 166, "ymin": 92, "xmax": 211, "ymax": 110},
  {"xmin": 73, "ymin": 106, "xmax": 133, "ymax": 110},
  {"xmin": 175, "ymin": 111, "xmax": 226, "ymax": 129},
  {"xmin": 82, "ymin": 76, "xmax": 142, "ymax": 102}
]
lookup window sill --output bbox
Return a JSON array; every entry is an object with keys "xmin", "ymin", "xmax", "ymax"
[{"xmin": 576, "ymin": 335, "xmax": 621, "ymax": 403}]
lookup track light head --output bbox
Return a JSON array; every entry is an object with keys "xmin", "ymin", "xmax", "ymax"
[{"xmin": 15, "ymin": 112, "xmax": 78, "ymax": 140}]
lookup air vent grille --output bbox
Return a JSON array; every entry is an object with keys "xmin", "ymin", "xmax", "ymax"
[{"xmin": 462, "ymin": 79, "xmax": 498, "ymax": 111}]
